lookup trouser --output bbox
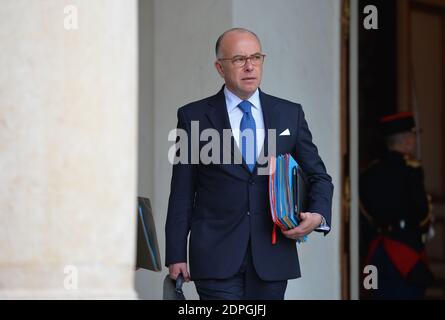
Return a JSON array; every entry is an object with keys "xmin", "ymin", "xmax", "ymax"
[
  {"xmin": 194, "ymin": 243, "xmax": 288, "ymax": 300},
  {"xmin": 370, "ymin": 245, "xmax": 426, "ymax": 300}
]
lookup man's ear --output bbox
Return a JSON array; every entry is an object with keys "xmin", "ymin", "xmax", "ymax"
[{"xmin": 214, "ymin": 61, "xmax": 225, "ymax": 78}]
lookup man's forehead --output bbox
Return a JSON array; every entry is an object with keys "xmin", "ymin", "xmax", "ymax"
[{"xmin": 220, "ymin": 32, "xmax": 261, "ymax": 53}]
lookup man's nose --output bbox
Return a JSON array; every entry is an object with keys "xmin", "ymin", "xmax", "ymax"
[{"xmin": 243, "ymin": 59, "xmax": 254, "ymax": 71}]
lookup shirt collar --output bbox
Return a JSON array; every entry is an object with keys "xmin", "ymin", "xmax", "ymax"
[{"xmin": 224, "ymin": 86, "xmax": 260, "ymax": 113}]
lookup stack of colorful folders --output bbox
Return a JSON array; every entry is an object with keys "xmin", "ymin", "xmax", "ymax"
[{"xmin": 269, "ymin": 154, "xmax": 308, "ymax": 244}]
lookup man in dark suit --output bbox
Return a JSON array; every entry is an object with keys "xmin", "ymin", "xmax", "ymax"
[{"xmin": 165, "ymin": 28, "xmax": 333, "ymax": 300}]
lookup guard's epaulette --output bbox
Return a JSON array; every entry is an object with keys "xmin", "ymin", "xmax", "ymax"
[{"xmin": 404, "ymin": 155, "xmax": 421, "ymax": 168}]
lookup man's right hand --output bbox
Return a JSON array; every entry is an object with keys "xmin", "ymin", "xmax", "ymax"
[{"xmin": 168, "ymin": 262, "xmax": 190, "ymax": 282}]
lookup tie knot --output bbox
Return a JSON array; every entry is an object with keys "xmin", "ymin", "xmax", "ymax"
[{"xmin": 238, "ymin": 100, "xmax": 253, "ymax": 114}]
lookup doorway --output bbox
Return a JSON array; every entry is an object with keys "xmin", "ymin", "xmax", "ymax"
[{"xmin": 357, "ymin": 0, "xmax": 445, "ymax": 299}]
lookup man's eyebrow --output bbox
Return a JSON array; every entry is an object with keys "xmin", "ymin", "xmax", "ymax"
[{"xmin": 231, "ymin": 52, "xmax": 262, "ymax": 57}]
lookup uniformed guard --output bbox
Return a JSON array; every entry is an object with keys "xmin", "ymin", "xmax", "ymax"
[{"xmin": 360, "ymin": 111, "xmax": 434, "ymax": 299}]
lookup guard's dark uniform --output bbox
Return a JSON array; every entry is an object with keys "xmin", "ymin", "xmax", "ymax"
[{"xmin": 360, "ymin": 112, "xmax": 433, "ymax": 299}]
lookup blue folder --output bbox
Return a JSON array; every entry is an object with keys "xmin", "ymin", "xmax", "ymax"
[{"xmin": 269, "ymin": 154, "xmax": 308, "ymax": 243}]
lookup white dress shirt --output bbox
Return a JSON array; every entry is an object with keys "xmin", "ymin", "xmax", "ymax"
[{"xmin": 224, "ymin": 87, "xmax": 265, "ymax": 159}]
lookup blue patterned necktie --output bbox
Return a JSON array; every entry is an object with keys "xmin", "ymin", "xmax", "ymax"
[{"xmin": 238, "ymin": 100, "xmax": 257, "ymax": 172}]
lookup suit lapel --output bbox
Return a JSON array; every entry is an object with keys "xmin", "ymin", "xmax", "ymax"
[
  {"xmin": 205, "ymin": 87, "xmax": 251, "ymax": 175},
  {"xmin": 254, "ymin": 89, "xmax": 280, "ymax": 175}
]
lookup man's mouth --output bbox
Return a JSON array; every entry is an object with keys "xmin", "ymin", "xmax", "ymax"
[{"xmin": 242, "ymin": 77, "xmax": 257, "ymax": 81}]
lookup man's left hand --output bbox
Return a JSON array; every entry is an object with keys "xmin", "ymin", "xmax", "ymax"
[{"xmin": 281, "ymin": 212, "xmax": 323, "ymax": 240}]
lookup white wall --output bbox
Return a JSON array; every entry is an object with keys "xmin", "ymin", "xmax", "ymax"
[
  {"xmin": 136, "ymin": 0, "xmax": 341, "ymax": 299},
  {"xmin": 135, "ymin": 0, "xmax": 157, "ymax": 299},
  {"xmin": 137, "ymin": 0, "xmax": 154, "ymax": 201},
  {"xmin": 233, "ymin": 0, "xmax": 342, "ymax": 300}
]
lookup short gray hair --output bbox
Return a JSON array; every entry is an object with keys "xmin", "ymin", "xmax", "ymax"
[{"xmin": 215, "ymin": 28, "xmax": 261, "ymax": 58}]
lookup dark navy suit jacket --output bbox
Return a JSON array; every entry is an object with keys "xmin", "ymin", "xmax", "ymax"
[{"xmin": 165, "ymin": 87, "xmax": 333, "ymax": 281}]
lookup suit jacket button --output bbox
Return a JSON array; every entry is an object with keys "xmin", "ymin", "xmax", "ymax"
[
  {"xmin": 249, "ymin": 179, "xmax": 255, "ymax": 185},
  {"xmin": 247, "ymin": 211, "xmax": 250, "ymax": 216}
]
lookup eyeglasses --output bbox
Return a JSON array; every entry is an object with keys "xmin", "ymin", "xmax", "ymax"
[{"xmin": 218, "ymin": 53, "xmax": 266, "ymax": 67}]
